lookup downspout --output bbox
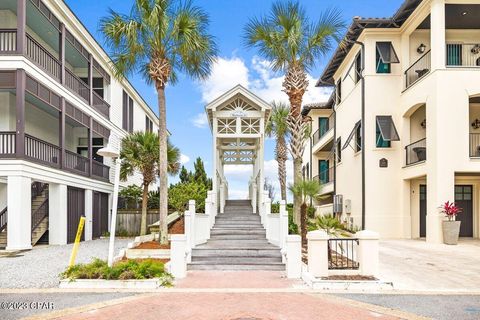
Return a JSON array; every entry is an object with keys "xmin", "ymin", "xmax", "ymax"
[{"xmin": 309, "ymin": 121, "xmax": 313, "ymax": 207}]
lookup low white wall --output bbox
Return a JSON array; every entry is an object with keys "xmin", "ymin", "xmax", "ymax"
[
  {"xmin": 194, "ymin": 214, "xmax": 210, "ymax": 246},
  {"xmin": 266, "ymin": 214, "xmax": 280, "ymax": 246}
]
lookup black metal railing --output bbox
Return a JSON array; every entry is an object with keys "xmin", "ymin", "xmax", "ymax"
[
  {"xmin": 92, "ymin": 91, "xmax": 110, "ymax": 118},
  {"xmin": 405, "ymin": 138, "xmax": 427, "ymax": 166},
  {"xmin": 312, "ymin": 114, "xmax": 334, "ymax": 146},
  {"xmin": 470, "ymin": 133, "xmax": 480, "ymax": 157},
  {"xmin": 0, "ymin": 132, "xmax": 16, "ymax": 157},
  {"xmin": 31, "ymin": 199, "xmax": 48, "ymax": 231},
  {"xmin": 25, "ymin": 134, "xmax": 60, "ymax": 167},
  {"xmin": 447, "ymin": 44, "xmax": 480, "ymax": 67},
  {"xmin": 313, "ymin": 166, "xmax": 334, "ymax": 185},
  {"xmin": 65, "ymin": 150, "xmax": 90, "ymax": 176},
  {"xmin": 26, "ymin": 33, "xmax": 61, "ymax": 81},
  {"xmin": 31, "ymin": 181, "xmax": 48, "ymax": 200},
  {"xmin": 0, "ymin": 29, "xmax": 17, "ymax": 52},
  {"xmin": 0, "ymin": 207, "xmax": 7, "ymax": 232},
  {"xmin": 65, "ymin": 68, "xmax": 90, "ymax": 104},
  {"xmin": 405, "ymin": 50, "xmax": 431, "ymax": 89},
  {"xmin": 328, "ymin": 238, "xmax": 359, "ymax": 270},
  {"xmin": 92, "ymin": 160, "xmax": 110, "ymax": 181}
]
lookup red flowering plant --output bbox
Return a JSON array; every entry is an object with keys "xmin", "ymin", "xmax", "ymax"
[{"xmin": 439, "ymin": 201, "xmax": 462, "ymax": 221}]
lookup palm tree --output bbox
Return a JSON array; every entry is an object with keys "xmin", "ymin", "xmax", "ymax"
[
  {"xmin": 120, "ymin": 132, "xmax": 181, "ymax": 235},
  {"xmin": 101, "ymin": 0, "xmax": 217, "ymax": 244},
  {"xmin": 289, "ymin": 179, "xmax": 321, "ymax": 246},
  {"xmin": 265, "ymin": 101, "xmax": 289, "ymax": 201},
  {"xmin": 244, "ymin": 1, "xmax": 343, "ymax": 229}
]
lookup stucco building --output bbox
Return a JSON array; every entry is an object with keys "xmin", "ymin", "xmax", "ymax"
[
  {"xmin": 0, "ymin": 0, "xmax": 159, "ymax": 249},
  {"xmin": 303, "ymin": 0, "xmax": 480, "ymax": 243}
]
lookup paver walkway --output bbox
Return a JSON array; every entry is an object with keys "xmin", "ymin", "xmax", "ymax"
[{"xmin": 379, "ymin": 239, "xmax": 480, "ymax": 291}]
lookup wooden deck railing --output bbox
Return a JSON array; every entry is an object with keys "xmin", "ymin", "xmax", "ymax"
[
  {"xmin": 0, "ymin": 29, "xmax": 17, "ymax": 52},
  {"xmin": 25, "ymin": 134, "xmax": 60, "ymax": 167},
  {"xmin": 31, "ymin": 200, "xmax": 48, "ymax": 232},
  {"xmin": 0, "ymin": 132, "xmax": 16, "ymax": 157},
  {"xmin": 65, "ymin": 68, "xmax": 90, "ymax": 104},
  {"xmin": 92, "ymin": 91, "xmax": 110, "ymax": 118},
  {"xmin": 0, "ymin": 207, "xmax": 7, "ymax": 232},
  {"xmin": 65, "ymin": 150, "xmax": 90, "ymax": 176},
  {"xmin": 26, "ymin": 33, "xmax": 61, "ymax": 80},
  {"xmin": 92, "ymin": 159, "xmax": 110, "ymax": 181}
]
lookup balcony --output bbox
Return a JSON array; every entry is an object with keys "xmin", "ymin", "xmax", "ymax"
[
  {"xmin": 312, "ymin": 114, "xmax": 334, "ymax": 153},
  {"xmin": 0, "ymin": 0, "xmax": 111, "ymax": 119},
  {"xmin": 446, "ymin": 44, "xmax": 480, "ymax": 68},
  {"xmin": 405, "ymin": 138, "xmax": 426, "ymax": 166},
  {"xmin": 405, "ymin": 50, "xmax": 431, "ymax": 89},
  {"xmin": 313, "ymin": 166, "xmax": 334, "ymax": 195}
]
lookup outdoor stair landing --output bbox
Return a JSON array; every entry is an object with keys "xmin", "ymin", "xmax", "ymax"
[{"xmin": 188, "ymin": 200, "xmax": 285, "ymax": 271}]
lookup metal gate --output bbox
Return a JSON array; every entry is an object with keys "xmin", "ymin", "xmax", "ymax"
[
  {"xmin": 67, "ymin": 187, "xmax": 85, "ymax": 243},
  {"xmin": 92, "ymin": 192, "xmax": 109, "ymax": 238}
]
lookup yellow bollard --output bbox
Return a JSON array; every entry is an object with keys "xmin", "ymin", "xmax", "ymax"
[{"xmin": 68, "ymin": 216, "xmax": 85, "ymax": 268}]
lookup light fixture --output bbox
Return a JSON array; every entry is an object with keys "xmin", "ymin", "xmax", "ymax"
[
  {"xmin": 421, "ymin": 119, "xmax": 426, "ymax": 129},
  {"xmin": 97, "ymin": 144, "xmax": 120, "ymax": 159},
  {"xmin": 462, "ymin": 11, "xmax": 468, "ymax": 16},
  {"xmin": 472, "ymin": 119, "xmax": 480, "ymax": 129},
  {"xmin": 417, "ymin": 43, "xmax": 427, "ymax": 54}
]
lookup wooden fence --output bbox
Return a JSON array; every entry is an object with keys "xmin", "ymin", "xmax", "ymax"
[{"xmin": 116, "ymin": 210, "xmax": 162, "ymax": 236}]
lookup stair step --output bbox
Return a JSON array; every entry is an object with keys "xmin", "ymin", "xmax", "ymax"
[
  {"xmin": 192, "ymin": 248, "xmax": 282, "ymax": 257},
  {"xmin": 209, "ymin": 235, "xmax": 267, "ymax": 240},
  {"xmin": 188, "ymin": 263, "xmax": 285, "ymax": 271},
  {"xmin": 191, "ymin": 256, "xmax": 282, "ymax": 263}
]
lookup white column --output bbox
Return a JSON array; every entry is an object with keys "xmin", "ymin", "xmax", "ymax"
[
  {"xmin": 6, "ymin": 175, "xmax": 32, "ymax": 250},
  {"xmin": 306, "ymin": 230, "xmax": 329, "ymax": 278},
  {"xmin": 170, "ymin": 234, "xmax": 187, "ymax": 278},
  {"xmin": 356, "ymin": 230, "xmax": 380, "ymax": 277},
  {"xmin": 49, "ymin": 183, "xmax": 67, "ymax": 245},
  {"xmin": 279, "ymin": 200, "xmax": 288, "ymax": 250},
  {"xmin": 252, "ymin": 183, "xmax": 257, "ymax": 214},
  {"xmin": 430, "ymin": 0, "xmax": 446, "ymax": 70},
  {"xmin": 84, "ymin": 189, "xmax": 93, "ymax": 241},
  {"xmin": 285, "ymin": 235, "xmax": 302, "ymax": 278},
  {"xmin": 219, "ymin": 183, "xmax": 225, "ymax": 214}
]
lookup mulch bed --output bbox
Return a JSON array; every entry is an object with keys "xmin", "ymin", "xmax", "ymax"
[
  {"xmin": 134, "ymin": 241, "xmax": 170, "ymax": 249},
  {"xmin": 321, "ymin": 275, "xmax": 377, "ymax": 281},
  {"xmin": 132, "ymin": 217, "xmax": 184, "ymax": 250}
]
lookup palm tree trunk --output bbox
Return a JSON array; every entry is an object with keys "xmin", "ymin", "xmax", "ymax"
[
  {"xmin": 157, "ymin": 85, "xmax": 169, "ymax": 245},
  {"xmin": 293, "ymin": 157, "xmax": 303, "ymax": 225},
  {"xmin": 140, "ymin": 183, "xmax": 148, "ymax": 236},
  {"xmin": 277, "ymin": 136, "xmax": 287, "ymax": 201},
  {"xmin": 300, "ymin": 202, "xmax": 307, "ymax": 247}
]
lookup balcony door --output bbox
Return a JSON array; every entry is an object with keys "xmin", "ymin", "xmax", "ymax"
[
  {"xmin": 319, "ymin": 117, "xmax": 329, "ymax": 137},
  {"xmin": 420, "ymin": 185, "xmax": 426, "ymax": 238},
  {"xmin": 319, "ymin": 160, "xmax": 329, "ymax": 184}
]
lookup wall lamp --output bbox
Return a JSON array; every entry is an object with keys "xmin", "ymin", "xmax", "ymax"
[{"xmin": 417, "ymin": 43, "xmax": 427, "ymax": 54}]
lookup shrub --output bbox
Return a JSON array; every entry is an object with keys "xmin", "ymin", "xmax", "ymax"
[
  {"xmin": 118, "ymin": 185, "xmax": 142, "ymax": 209},
  {"xmin": 286, "ymin": 205, "xmax": 299, "ymax": 234},
  {"xmin": 61, "ymin": 258, "xmax": 173, "ymax": 285},
  {"xmin": 271, "ymin": 202, "xmax": 280, "ymax": 214},
  {"xmin": 168, "ymin": 182, "xmax": 207, "ymax": 212},
  {"xmin": 308, "ymin": 214, "xmax": 352, "ymax": 237}
]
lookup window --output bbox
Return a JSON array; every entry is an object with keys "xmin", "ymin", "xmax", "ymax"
[
  {"xmin": 336, "ymin": 79, "xmax": 342, "ymax": 104},
  {"xmin": 376, "ymin": 42, "xmax": 399, "ymax": 74},
  {"xmin": 355, "ymin": 52, "xmax": 362, "ymax": 83},
  {"xmin": 145, "ymin": 116, "xmax": 153, "ymax": 132},
  {"xmin": 376, "ymin": 125, "xmax": 390, "ymax": 148},
  {"xmin": 375, "ymin": 115, "xmax": 400, "ymax": 148},
  {"xmin": 319, "ymin": 160, "xmax": 329, "ymax": 184},
  {"xmin": 336, "ymin": 138, "xmax": 342, "ymax": 162},
  {"xmin": 122, "ymin": 90, "xmax": 134, "ymax": 133},
  {"xmin": 92, "ymin": 77, "xmax": 104, "ymax": 98},
  {"xmin": 355, "ymin": 121, "xmax": 362, "ymax": 152},
  {"xmin": 342, "ymin": 122, "xmax": 360, "ymax": 151}
]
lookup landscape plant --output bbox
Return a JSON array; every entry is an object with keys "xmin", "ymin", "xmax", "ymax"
[
  {"xmin": 289, "ymin": 179, "xmax": 321, "ymax": 245},
  {"xmin": 245, "ymin": 1, "xmax": 343, "ymax": 228},
  {"xmin": 120, "ymin": 132, "xmax": 180, "ymax": 235},
  {"xmin": 168, "ymin": 181, "xmax": 207, "ymax": 212},
  {"xmin": 101, "ymin": 0, "xmax": 217, "ymax": 244},
  {"xmin": 61, "ymin": 258, "xmax": 173, "ymax": 285},
  {"xmin": 439, "ymin": 201, "xmax": 462, "ymax": 221}
]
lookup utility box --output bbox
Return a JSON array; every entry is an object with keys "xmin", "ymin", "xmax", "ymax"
[
  {"xmin": 333, "ymin": 194, "xmax": 343, "ymax": 214},
  {"xmin": 344, "ymin": 199, "xmax": 352, "ymax": 214}
]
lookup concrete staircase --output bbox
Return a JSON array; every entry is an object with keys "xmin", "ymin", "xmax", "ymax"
[{"xmin": 189, "ymin": 200, "xmax": 285, "ymax": 270}]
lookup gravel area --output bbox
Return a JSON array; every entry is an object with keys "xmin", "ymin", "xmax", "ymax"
[{"xmin": 0, "ymin": 238, "xmax": 132, "ymax": 288}]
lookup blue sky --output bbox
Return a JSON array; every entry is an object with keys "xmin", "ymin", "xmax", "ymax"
[{"xmin": 66, "ymin": 0, "xmax": 403, "ymax": 199}]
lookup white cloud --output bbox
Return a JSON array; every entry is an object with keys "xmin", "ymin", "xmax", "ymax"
[
  {"xmin": 180, "ymin": 154, "xmax": 190, "ymax": 165},
  {"xmin": 200, "ymin": 55, "xmax": 331, "ymax": 109},
  {"xmin": 191, "ymin": 113, "xmax": 208, "ymax": 128},
  {"xmin": 263, "ymin": 159, "xmax": 294, "ymax": 202},
  {"xmin": 201, "ymin": 56, "xmax": 249, "ymax": 103}
]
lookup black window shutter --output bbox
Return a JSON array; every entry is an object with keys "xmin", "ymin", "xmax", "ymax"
[
  {"xmin": 128, "ymin": 97, "xmax": 134, "ymax": 133},
  {"xmin": 122, "ymin": 91, "xmax": 128, "ymax": 130}
]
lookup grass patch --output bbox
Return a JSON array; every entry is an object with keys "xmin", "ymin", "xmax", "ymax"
[{"xmin": 61, "ymin": 258, "xmax": 173, "ymax": 286}]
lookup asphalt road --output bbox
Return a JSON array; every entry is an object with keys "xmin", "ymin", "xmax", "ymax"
[
  {"xmin": 0, "ymin": 292, "xmax": 137, "ymax": 320},
  {"xmin": 335, "ymin": 294, "xmax": 480, "ymax": 320}
]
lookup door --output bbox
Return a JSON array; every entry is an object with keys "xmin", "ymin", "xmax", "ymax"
[
  {"xmin": 67, "ymin": 187, "xmax": 85, "ymax": 243},
  {"xmin": 92, "ymin": 192, "xmax": 109, "ymax": 239},
  {"xmin": 318, "ymin": 117, "xmax": 329, "ymax": 136},
  {"xmin": 419, "ymin": 184, "xmax": 427, "ymax": 237},
  {"xmin": 455, "ymin": 185, "xmax": 473, "ymax": 237},
  {"xmin": 319, "ymin": 160, "xmax": 329, "ymax": 184}
]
